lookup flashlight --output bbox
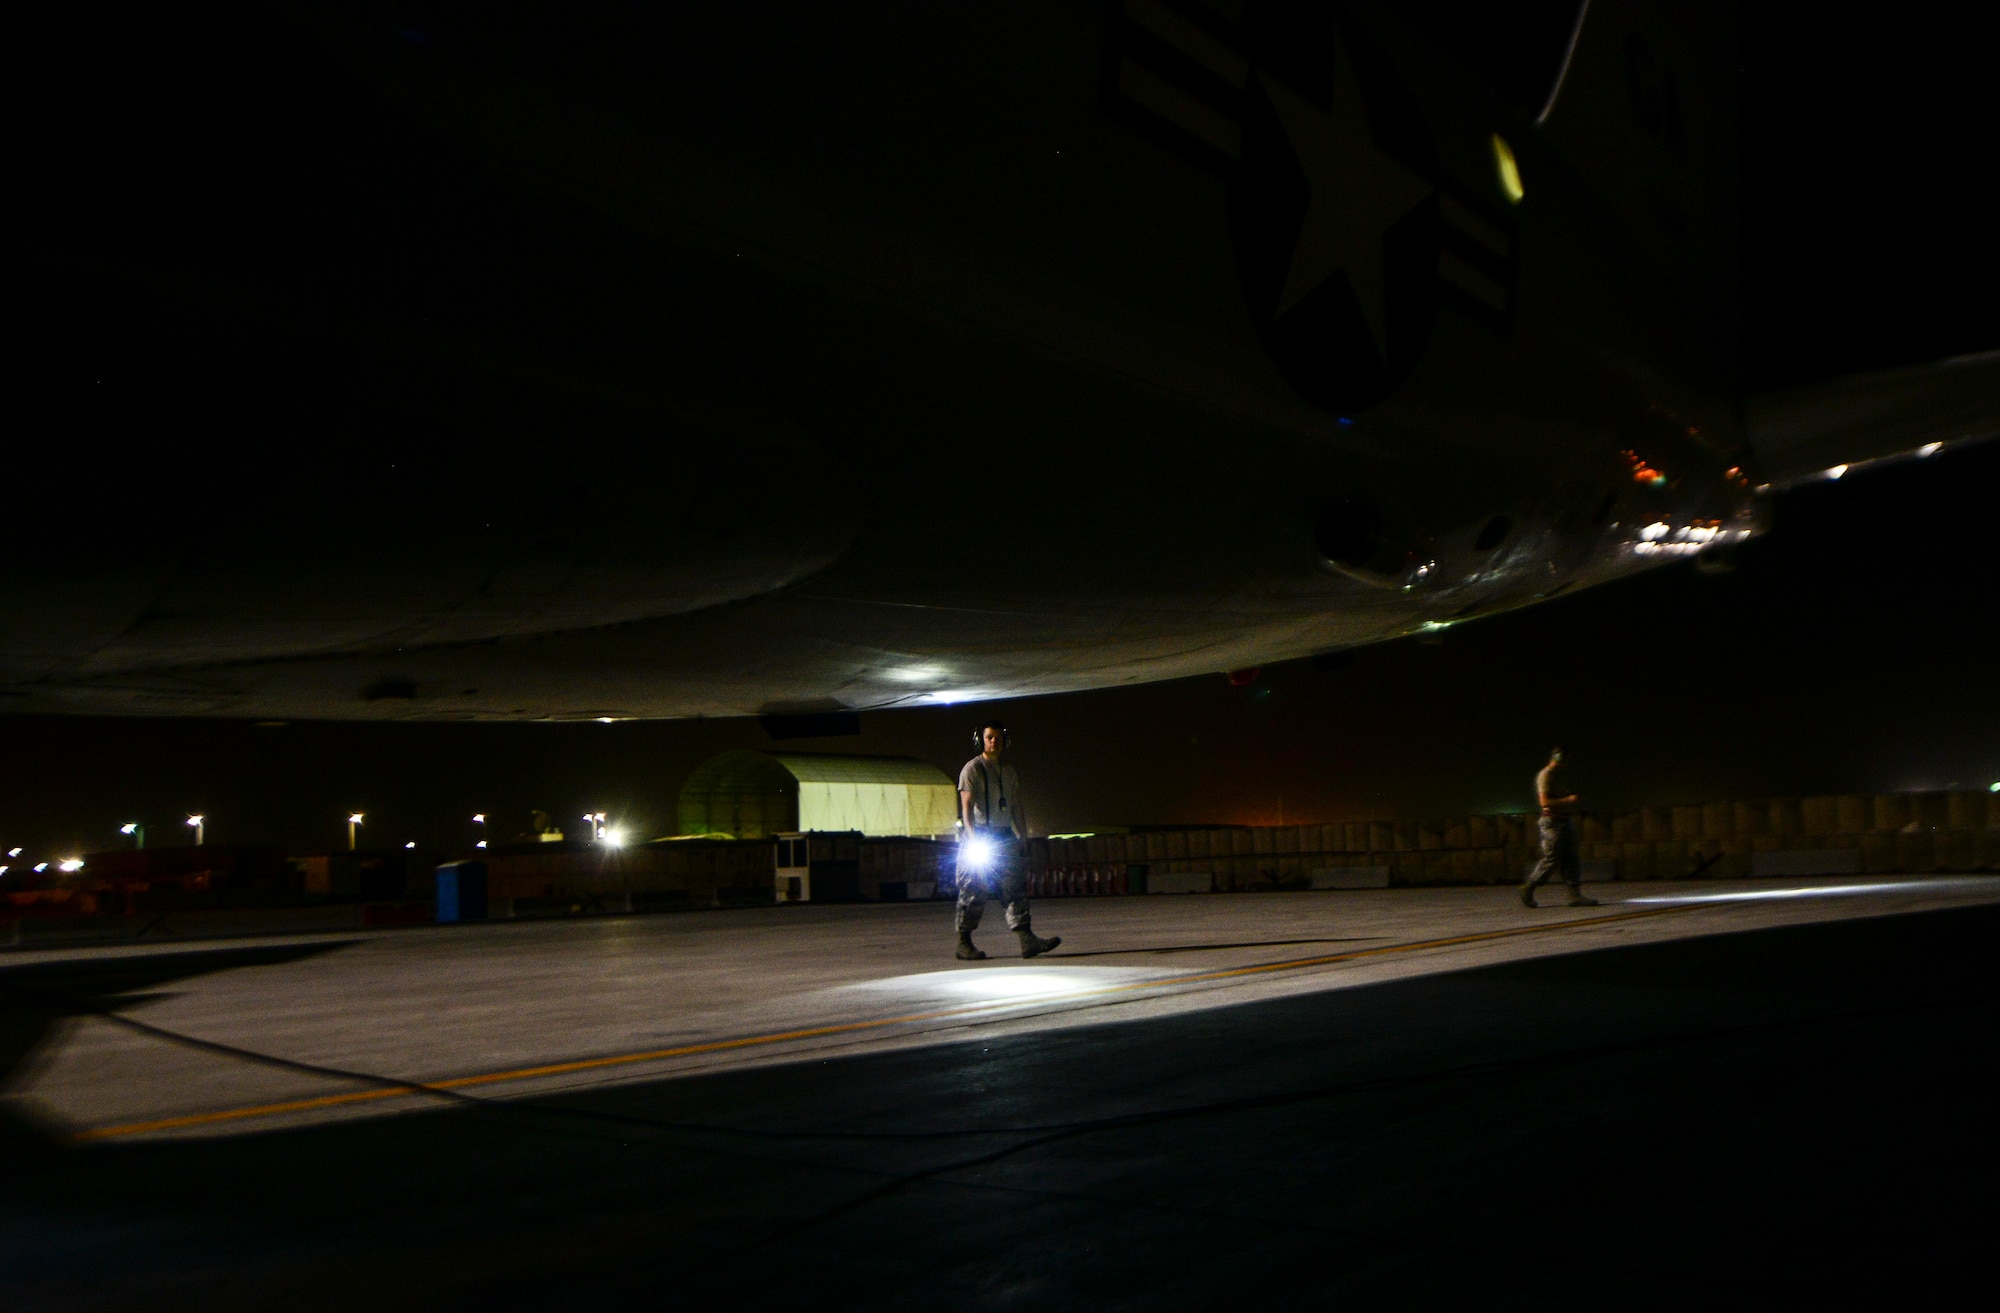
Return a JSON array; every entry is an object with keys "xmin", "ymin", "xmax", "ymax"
[{"xmin": 962, "ymin": 834, "xmax": 995, "ymax": 870}]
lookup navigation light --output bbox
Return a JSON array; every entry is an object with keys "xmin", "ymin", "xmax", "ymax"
[{"xmin": 1491, "ymin": 134, "xmax": 1524, "ymax": 203}]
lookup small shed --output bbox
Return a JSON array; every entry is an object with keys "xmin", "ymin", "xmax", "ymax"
[{"xmin": 677, "ymin": 751, "xmax": 959, "ymax": 840}]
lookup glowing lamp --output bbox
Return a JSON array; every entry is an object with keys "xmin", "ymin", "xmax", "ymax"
[{"xmin": 1491, "ymin": 133, "xmax": 1524, "ymax": 203}]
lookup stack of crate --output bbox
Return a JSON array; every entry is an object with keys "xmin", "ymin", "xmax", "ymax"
[
  {"xmin": 1578, "ymin": 791, "xmax": 1998, "ymax": 879},
  {"xmin": 1031, "ymin": 790, "xmax": 1998, "ymax": 890}
]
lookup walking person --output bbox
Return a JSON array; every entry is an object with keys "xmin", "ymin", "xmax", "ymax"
[
  {"xmin": 954, "ymin": 719, "xmax": 1061, "ymax": 961},
  {"xmin": 1521, "ymin": 747, "xmax": 1598, "ymax": 908}
]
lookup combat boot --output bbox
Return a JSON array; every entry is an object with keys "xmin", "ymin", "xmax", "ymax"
[
  {"xmin": 1017, "ymin": 929, "xmax": 1062, "ymax": 959},
  {"xmin": 1519, "ymin": 884, "xmax": 1538, "ymax": 908},
  {"xmin": 955, "ymin": 932, "xmax": 987, "ymax": 961},
  {"xmin": 1566, "ymin": 889, "xmax": 1599, "ymax": 907}
]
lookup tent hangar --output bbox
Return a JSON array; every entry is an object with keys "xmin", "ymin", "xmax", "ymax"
[{"xmin": 677, "ymin": 751, "xmax": 959, "ymax": 839}]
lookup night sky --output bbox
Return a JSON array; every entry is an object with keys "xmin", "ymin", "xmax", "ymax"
[{"xmin": 5, "ymin": 6, "xmax": 1997, "ymax": 861}]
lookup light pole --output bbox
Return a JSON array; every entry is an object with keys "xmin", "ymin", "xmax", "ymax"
[
  {"xmin": 584, "ymin": 812, "xmax": 607, "ymax": 842},
  {"xmin": 186, "ymin": 814, "xmax": 204, "ymax": 846},
  {"xmin": 473, "ymin": 813, "xmax": 488, "ymax": 850},
  {"xmin": 348, "ymin": 812, "xmax": 365, "ymax": 850},
  {"xmin": 121, "ymin": 822, "xmax": 146, "ymax": 850}
]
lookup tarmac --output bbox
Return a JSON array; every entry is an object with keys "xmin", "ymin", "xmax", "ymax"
[{"xmin": 6, "ymin": 874, "xmax": 2000, "ymax": 1308}]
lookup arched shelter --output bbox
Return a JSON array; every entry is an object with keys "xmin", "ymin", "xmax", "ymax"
[{"xmin": 677, "ymin": 751, "xmax": 958, "ymax": 839}]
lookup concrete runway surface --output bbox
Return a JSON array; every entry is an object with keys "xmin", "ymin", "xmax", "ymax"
[{"xmin": 5, "ymin": 876, "xmax": 2000, "ymax": 1309}]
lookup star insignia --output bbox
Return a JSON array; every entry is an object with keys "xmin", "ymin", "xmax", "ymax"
[{"xmin": 1257, "ymin": 34, "xmax": 1435, "ymax": 363}]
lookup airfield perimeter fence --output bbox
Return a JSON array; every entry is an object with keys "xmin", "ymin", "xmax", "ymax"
[
  {"xmin": 11, "ymin": 792, "xmax": 1994, "ymax": 941},
  {"xmin": 1037, "ymin": 790, "xmax": 2000, "ymax": 893},
  {"xmin": 471, "ymin": 790, "xmax": 1999, "ymax": 909}
]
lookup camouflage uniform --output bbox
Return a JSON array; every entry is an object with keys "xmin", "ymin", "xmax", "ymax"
[
  {"xmin": 955, "ymin": 832, "xmax": 1033, "ymax": 934},
  {"xmin": 1523, "ymin": 814, "xmax": 1582, "ymax": 895}
]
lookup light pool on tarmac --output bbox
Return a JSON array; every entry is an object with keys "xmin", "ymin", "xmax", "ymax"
[
  {"xmin": 845, "ymin": 967, "xmax": 1161, "ymax": 1002},
  {"xmin": 1625, "ymin": 876, "xmax": 2000, "ymax": 906}
]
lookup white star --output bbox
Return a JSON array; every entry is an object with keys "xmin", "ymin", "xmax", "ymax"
[{"xmin": 1258, "ymin": 37, "xmax": 1434, "ymax": 362}]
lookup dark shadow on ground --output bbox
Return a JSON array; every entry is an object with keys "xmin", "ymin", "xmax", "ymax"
[
  {"xmin": 5, "ymin": 909, "xmax": 1999, "ymax": 1310},
  {"xmin": 0, "ymin": 941, "xmax": 358, "ymax": 1152}
]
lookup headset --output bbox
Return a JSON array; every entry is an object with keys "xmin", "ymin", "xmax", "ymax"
[{"xmin": 970, "ymin": 720, "xmax": 1012, "ymax": 828}]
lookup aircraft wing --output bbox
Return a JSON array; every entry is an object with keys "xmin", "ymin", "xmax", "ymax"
[{"xmin": 1746, "ymin": 349, "xmax": 2000, "ymax": 489}]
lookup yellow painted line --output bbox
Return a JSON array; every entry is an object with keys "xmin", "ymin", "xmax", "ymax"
[{"xmin": 72, "ymin": 903, "xmax": 1693, "ymax": 1143}]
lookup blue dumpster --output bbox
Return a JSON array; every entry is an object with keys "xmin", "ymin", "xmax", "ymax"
[{"xmin": 435, "ymin": 861, "xmax": 489, "ymax": 923}]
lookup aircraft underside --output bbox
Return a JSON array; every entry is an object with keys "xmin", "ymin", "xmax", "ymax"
[{"xmin": 22, "ymin": 0, "xmax": 1955, "ymax": 723}]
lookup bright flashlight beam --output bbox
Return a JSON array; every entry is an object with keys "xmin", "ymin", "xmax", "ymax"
[{"xmin": 961, "ymin": 835, "xmax": 995, "ymax": 870}]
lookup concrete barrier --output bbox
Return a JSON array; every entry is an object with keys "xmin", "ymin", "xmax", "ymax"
[
  {"xmin": 1750, "ymin": 850, "xmax": 1862, "ymax": 877},
  {"xmin": 1311, "ymin": 866, "xmax": 1390, "ymax": 889}
]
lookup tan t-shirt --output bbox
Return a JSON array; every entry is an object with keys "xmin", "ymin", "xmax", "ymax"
[
  {"xmin": 959, "ymin": 755, "xmax": 1021, "ymax": 832},
  {"xmin": 1536, "ymin": 762, "xmax": 1573, "ymax": 815}
]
